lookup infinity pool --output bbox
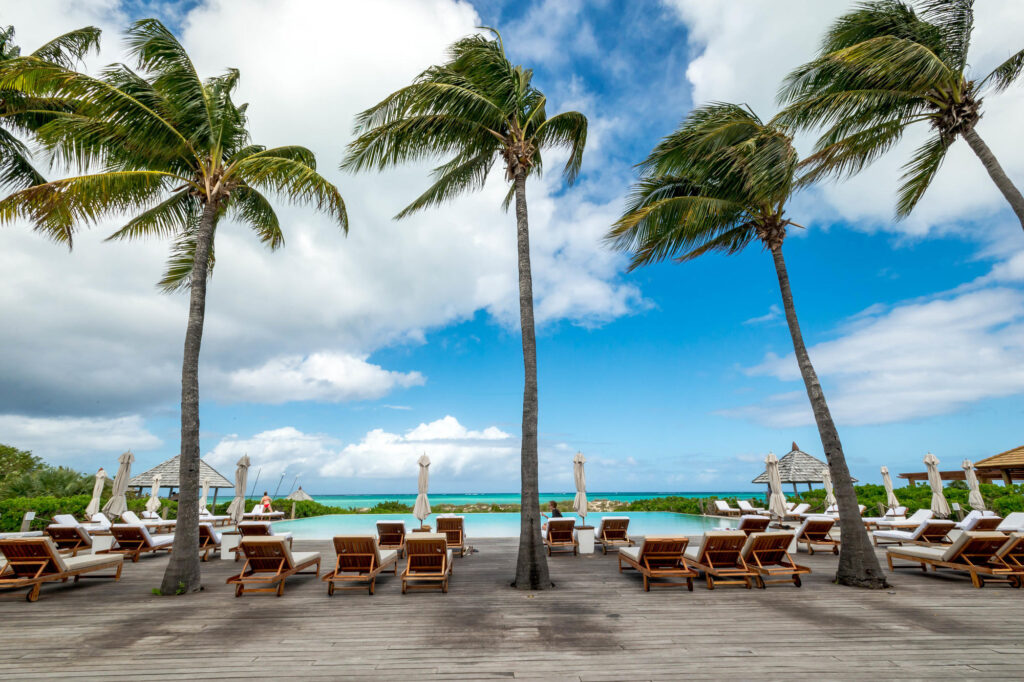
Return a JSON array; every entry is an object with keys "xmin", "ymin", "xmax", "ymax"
[{"xmin": 272, "ymin": 512, "xmax": 736, "ymax": 539}]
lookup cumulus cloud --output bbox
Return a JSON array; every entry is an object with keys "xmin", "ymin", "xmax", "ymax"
[
  {"xmin": 0, "ymin": 414, "xmax": 161, "ymax": 462},
  {"xmin": 219, "ymin": 352, "xmax": 424, "ymax": 404},
  {"xmin": 724, "ymin": 288, "xmax": 1024, "ymax": 426},
  {"xmin": 203, "ymin": 416, "xmax": 520, "ymax": 487},
  {"xmin": 0, "ymin": 0, "xmax": 646, "ymax": 421}
]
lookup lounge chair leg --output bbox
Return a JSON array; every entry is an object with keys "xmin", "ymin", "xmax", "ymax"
[
  {"xmin": 235, "ymin": 584, "xmax": 243, "ymax": 597},
  {"xmin": 687, "ymin": 578, "xmax": 693, "ymax": 592},
  {"xmin": 327, "ymin": 582, "xmax": 335, "ymax": 596},
  {"xmin": 276, "ymin": 581, "xmax": 284, "ymax": 597},
  {"xmin": 369, "ymin": 579, "xmax": 375, "ymax": 596},
  {"xmin": 26, "ymin": 584, "xmax": 41, "ymax": 602},
  {"xmin": 643, "ymin": 576, "xmax": 649, "ymax": 592},
  {"xmin": 115, "ymin": 563, "xmax": 123, "ymax": 581}
]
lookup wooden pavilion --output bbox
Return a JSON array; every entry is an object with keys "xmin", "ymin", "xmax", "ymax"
[
  {"xmin": 128, "ymin": 456, "xmax": 233, "ymax": 506},
  {"xmin": 897, "ymin": 445, "xmax": 1024, "ymax": 486}
]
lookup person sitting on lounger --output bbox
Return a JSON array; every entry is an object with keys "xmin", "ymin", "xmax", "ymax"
[
  {"xmin": 260, "ymin": 491, "xmax": 273, "ymax": 513},
  {"xmin": 541, "ymin": 501, "xmax": 562, "ymax": 531}
]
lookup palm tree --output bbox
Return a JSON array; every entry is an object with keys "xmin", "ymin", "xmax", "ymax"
[
  {"xmin": 0, "ymin": 19, "xmax": 347, "ymax": 594},
  {"xmin": 609, "ymin": 103, "xmax": 888, "ymax": 588},
  {"xmin": 342, "ymin": 29, "xmax": 586, "ymax": 590},
  {"xmin": 0, "ymin": 24, "xmax": 100, "ymax": 195},
  {"xmin": 778, "ymin": 0, "xmax": 1024, "ymax": 231}
]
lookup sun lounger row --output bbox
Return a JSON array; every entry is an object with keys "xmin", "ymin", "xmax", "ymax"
[
  {"xmin": 618, "ymin": 531, "xmax": 810, "ymax": 591},
  {"xmin": 0, "ymin": 537, "xmax": 123, "ymax": 601},
  {"xmin": 886, "ymin": 531, "xmax": 1024, "ymax": 588}
]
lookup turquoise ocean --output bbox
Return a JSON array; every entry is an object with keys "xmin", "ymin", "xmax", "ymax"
[{"xmin": 261, "ymin": 491, "xmax": 765, "ymax": 508}]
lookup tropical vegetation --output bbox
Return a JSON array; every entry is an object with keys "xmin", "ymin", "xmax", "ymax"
[
  {"xmin": 342, "ymin": 29, "xmax": 587, "ymax": 590},
  {"xmin": 779, "ymin": 0, "xmax": 1024, "ymax": 231},
  {"xmin": 609, "ymin": 102, "xmax": 887, "ymax": 588},
  {"xmin": 0, "ymin": 19, "xmax": 347, "ymax": 595}
]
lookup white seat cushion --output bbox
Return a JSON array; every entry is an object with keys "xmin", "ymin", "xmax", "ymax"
[
  {"xmin": 873, "ymin": 529, "xmax": 916, "ymax": 541},
  {"xmin": 291, "ymin": 551, "xmax": 321, "ymax": 565},
  {"xmin": 683, "ymin": 545, "xmax": 700, "ymax": 561},
  {"xmin": 619, "ymin": 546, "xmax": 642, "ymax": 562},
  {"xmin": 64, "ymin": 553, "xmax": 123, "ymax": 571},
  {"xmin": 378, "ymin": 549, "xmax": 398, "ymax": 566},
  {"xmin": 888, "ymin": 545, "xmax": 946, "ymax": 561},
  {"xmin": 149, "ymin": 534, "xmax": 174, "ymax": 548},
  {"xmin": 274, "ymin": 531, "xmax": 293, "ymax": 541}
]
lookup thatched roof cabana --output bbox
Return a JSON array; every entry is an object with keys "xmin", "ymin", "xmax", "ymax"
[
  {"xmin": 128, "ymin": 456, "xmax": 233, "ymax": 505},
  {"xmin": 751, "ymin": 443, "xmax": 855, "ymax": 495}
]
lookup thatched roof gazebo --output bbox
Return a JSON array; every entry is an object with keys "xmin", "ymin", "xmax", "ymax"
[
  {"xmin": 751, "ymin": 443, "xmax": 855, "ymax": 496},
  {"xmin": 128, "ymin": 456, "xmax": 233, "ymax": 506}
]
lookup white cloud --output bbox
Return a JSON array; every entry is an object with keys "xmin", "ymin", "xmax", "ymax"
[
  {"xmin": 726, "ymin": 288, "xmax": 1024, "ymax": 426},
  {"xmin": 0, "ymin": 0, "xmax": 643, "ymax": 419},
  {"xmin": 743, "ymin": 304, "xmax": 781, "ymax": 326},
  {"xmin": 665, "ymin": 0, "xmax": 1024, "ymax": 242},
  {"xmin": 0, "ymin": 414, "xmax": 161, "ymax": 462},
  {"xmin": 203, "ymin": 416, "xmax": 519, "ymax": 486},
  {"xmin": 220, "ymin": 352, "xmax": 424, "ymax": 404}
]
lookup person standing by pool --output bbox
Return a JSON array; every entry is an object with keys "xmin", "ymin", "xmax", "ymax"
[
  {"xmin": 541, "ymin": 500, "xmax": 562, "ymax": 531},
  {"xmin": 260, "ymin": 491, "xmax": 273, "ymax": 513}
]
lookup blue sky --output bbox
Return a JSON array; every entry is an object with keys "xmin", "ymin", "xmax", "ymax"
[{"xmin": 3, "ymin": 1, "xmax": 1024, "ymax": 495}]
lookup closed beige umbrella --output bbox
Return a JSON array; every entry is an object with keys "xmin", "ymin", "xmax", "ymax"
[
  {"xmin": 85, "ymin": 468, "xmax": 106, "ymax": 517},
  {"xmin": 821, "ymin": 467, "xmax": 836, "ymax": 509},
  {"xmin": 413, "ymin": 454, "xmax": 431, "ymax": 527},
  {"xmin": 765, "ymin": 452, "xmax": 788, "ymax": 519},
  {"xmin": 226, "ymin": 455, "xmax": 251, "ymax": 524},
  {"xmin": 572, "ymin": 451, "xmax": 588, "ymax": 523},
  {"xmin": 881, "ymin": 466, "xmax": 899, "ymax": 512},
  {"xmin": 198, "ymin": 476, "xmax": 210, "ymax": 512},
  {"xmin": 962, "ymin": 459, "xmax": 986, "ymax": 511},
  {"xmin": 924, "ymin": 452, "xmax": 951, "ymax": 518},
  {"xmin": 145, "ymin": 474, "xmax": 162, "ymax": 513},
  {"xmin": 102, "ymin": 451, "xmax": 134, "ymax": 517}
]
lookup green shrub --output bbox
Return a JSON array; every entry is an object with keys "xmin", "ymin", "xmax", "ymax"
[{"xmin": 0, "ymin": 495, "xmax": 179, "ymax": 532}]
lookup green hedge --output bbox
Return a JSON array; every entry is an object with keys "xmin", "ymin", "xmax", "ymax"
[
  {"xmin": 0, "ymin": 495, "xmax": 180, "ymax": 532},
  {"xmin": 795, "ymin": 483, "xmax": 1024, "ymax": 516}
]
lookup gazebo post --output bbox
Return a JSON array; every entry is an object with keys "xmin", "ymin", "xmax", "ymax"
[
  {"xmin": 212, "ymin": 487, "xmax": 219, "ymax": 510},
  {"xmin": 1003, "ymin": 470, "xmax": 1013, "ymax": 486},
  {"xmin": 792, "ymin": 482, "xmax": 799, "ymax": 497},
  {"xmin": 807, "ymin": 482, "xmax": 813, "ymax": 491}
]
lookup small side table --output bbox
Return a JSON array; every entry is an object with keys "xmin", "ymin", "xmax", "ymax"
[{"xmin": 576, "ymin": 526, "xmax": 595, "ymax": 554}]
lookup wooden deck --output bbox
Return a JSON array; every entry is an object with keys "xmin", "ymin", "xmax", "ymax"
[{"xmin": 1, "ymin": 537, "xmax": 1022, "ymax": 680}]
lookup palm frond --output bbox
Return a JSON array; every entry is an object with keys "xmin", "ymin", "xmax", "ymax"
[
  {"xmin": 228, "ymin": 185, "xmax": 282, "ymax": 248},
  {"xmin": 105, "ymin": 189, "xmax": 197, "ymax": 242},
  {"xmin": 158, "ymin": 220, "xmax": 215, "ymax": 293},
  {"xmin": 396, "ymin": 151, "xmax": 493, "ymax": 219},
  {"xmin": 532, "ymin": 110, "xmax": 587, "ymax": 184},
  {"xmin": 233, "ymin": 155, "xmax": 347, "ymax": 231},
  {"xmin": 0, "ymin": 126, "xmax": 46, "ymax": 191},
  {"xmin": 896, "ymin": 132, "xmax": 952, "ymax": 217},
  {"xmin": 29, "ymin": 26, "xmax": 101, "ymax": 69},
  {"xmin": 980, "ymin": 47, "xmax": 1024, "ymax": 93},
  {"xmin": 0, "ymin": 170, "xmax": 177, "ymax": 245},
  {"xmin": 797, "ymin": 118, "xmax": 909, "ymax": 186},
  {"xmin": 917, "ymin": 0, "xmax": 973, "ymax": 74}
]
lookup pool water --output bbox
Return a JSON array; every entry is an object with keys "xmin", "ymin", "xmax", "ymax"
[{"xmin": 272, "ymin": 511, "xmax": 736, "ymax": 539}]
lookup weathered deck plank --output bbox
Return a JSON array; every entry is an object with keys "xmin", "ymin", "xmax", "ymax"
[{"xmin": 1, "ymin": 537, "xmax": 1022, "ymax": 680}]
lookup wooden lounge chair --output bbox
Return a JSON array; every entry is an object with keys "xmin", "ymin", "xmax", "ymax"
[
  {"xmin": 862, "ymin": 506, "xmax": 910, "ymax": 529},
  {"xmin": 997, "ymin": 513, "xmax": 1024, "ymax": 533},
  {"xmin": 783, "ymin": 503, "xmax": 811, "ymax": 520},
  {"xmin": 199, "ymin": 508, "xmax": 233, "ymax": 527},
  {"xmin": 712, "ymin": 500, "xmax": 742, "ymax": 517},
  {"xmin": 955, "ymin": 511, "xmax": 1002, "ymax": 532},
  {"xmin": 436, "ymin": 516, "xmax": 467, "ymax": 558},
  {"xmin": 737, "ymin": 515, "xmax": 771, "ymax": 536},
  {"xmin": 44, "ymin": 525, "xmax": 93, "ymax": 556},
  {"xmin": 99, "ymin": 524, "xmax": 174, "ymax": 562},
  {"xmin": 243, "ymin": 503, "xmax": 286, "ymax": 521},
  {"xmin": 323, "ymin": 535, "xmax": 399, "ymax": 595},
  {"xmin": 737, "ymin": 501, "xmax": 767, "ymax": 515},
  {"xmin": 683, "ymin": 530, "xmax": 755, "ymax": 589},
  {"xmin": 795, "ymin": 516, "xmax": 839, "ymax": 555},
  {"xmin": 995, "ymin": 533, "xmax": 1024, "ymax": 582},
  {"xmin": 740, "ymin": 532, "xmax": 811, "ymax": 588},
  {"xmin": 376, "ymin": 521, "xmax": 407, "ymax": 558},
  {"xmin": 234, "ymin": 521, "xmax": 293, "ymax": 561},
  {"xmin": 401, "ymin": 533, "xmax": 452, "ymax": 594},
  {"xmin": 121, "ymin": 511, "xmax": 176, "ymax": 534},
  {"xmin": 872, "ymin": 520, "xmax": 957, "ymax": 547},
  {"xmin": 227, "ymin": 536, "xmax": 321, "ymax": 597},
  {"xmin": 198, "ymin": 523, "xmax": 221, "ymax": 562},
  {"xmin": 595, "ymin": 517, "xmax": 634, "ymax": 554},
  {"xmin": 0, "ymin": 537, "xmax": 122, "ymax": 602},
  {"xmin": 617, "ymin": 537, "xmax": 695, "ymax": 591},
  {"xmin": 544, "ymin": 518, "xmax": 578, "ymax": 556},
  {"xmin": 886, "ymin": 531, "xmax": 1024, "ymax": 588},
  {"xmin": 874, "ymin": 509, "xmax": 934, "ymax": 530},
  {"xmin": 52, "ymin": 513, "xmax": 110, "ymax": 534}
]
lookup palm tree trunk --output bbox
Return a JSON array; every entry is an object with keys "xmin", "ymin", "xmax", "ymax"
[
  {"xmin": 770, "ymin": 245, "xmax": 888, "ymax": 589},
  {"xmin": 159, "ymin": 203, "xmax": 216, "ymax": 595},
  {"xmin": 511, "ymin": 168, "xmax": 550, "ymax": 590},
  {"xmin": 962, "ymin": 127, "xmax": 1024, "ymax": 233}
]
